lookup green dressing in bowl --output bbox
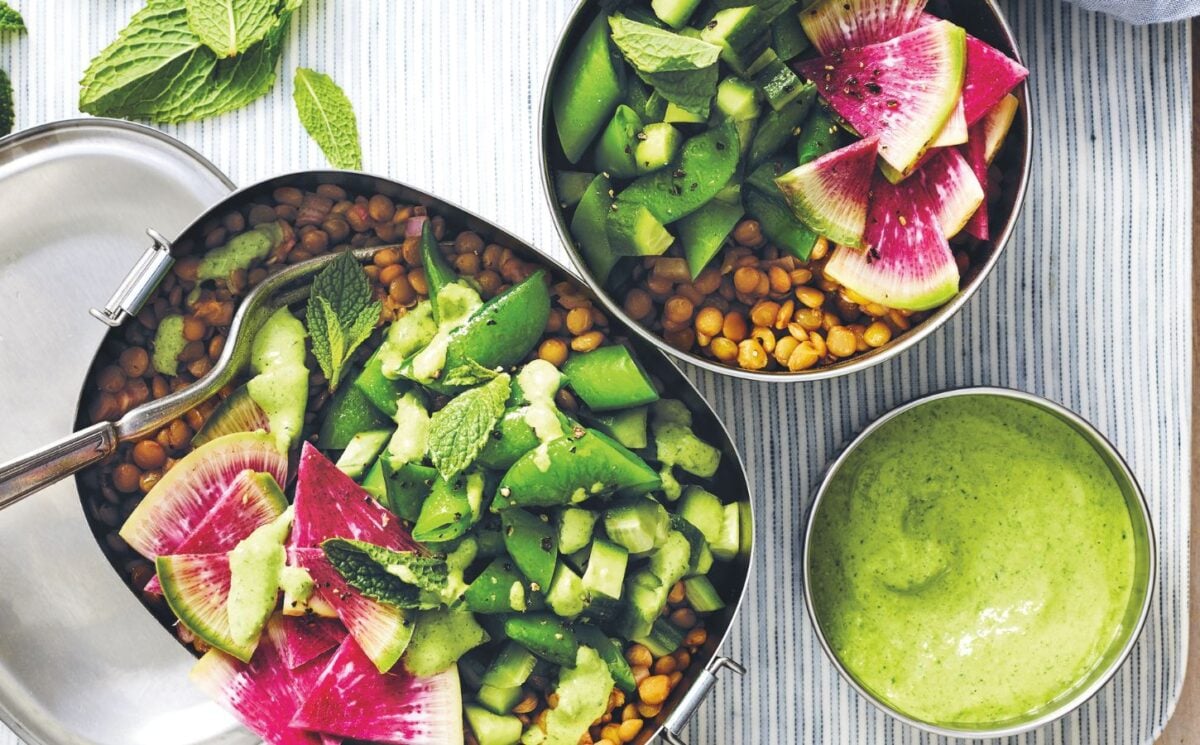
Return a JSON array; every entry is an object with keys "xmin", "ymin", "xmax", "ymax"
[{"xmin": 808, "ymin": 395, "xmax": 1137, "ymax": 727}]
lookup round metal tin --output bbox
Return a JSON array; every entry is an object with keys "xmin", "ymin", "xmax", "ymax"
[
  {"xmin": 801, "ymin": 387, "xmax": 1156, "ymax": 739},
  {"xmin": 537, "ymin": 0, "xmax": 1033, "ymax": 382},
  {"xmin": 0, "ymin": 119, "xmax": 239, "ymax": 745}
]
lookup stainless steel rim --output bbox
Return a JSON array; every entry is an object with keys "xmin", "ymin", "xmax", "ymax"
[
  {"xmin": 800, "ymin": 387, "xmax": 1157, "ymax": 739},
  {"xmin": 537, "ymin": 0, "xmax": 1033, "ymax": 382}
]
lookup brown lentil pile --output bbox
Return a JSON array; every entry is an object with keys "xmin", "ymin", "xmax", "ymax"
[
  {"xmin": 617, "ymin": 225, "xmax": 976, "ymax": 372},
  {"xmin": 77, "ymin": 181, "xmax": 710, "ymax": 745}
]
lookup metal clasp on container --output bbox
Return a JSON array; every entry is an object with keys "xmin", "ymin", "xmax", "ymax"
[
  {"xmin": 661, "ymin": 656, "xmax": 746, "ymax": 744},
  {"xmin": 89, "ymin": 228, "xmax": 175, "ymax": 327}
]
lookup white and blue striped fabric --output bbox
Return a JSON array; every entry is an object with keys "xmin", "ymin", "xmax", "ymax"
[
  {"xmin": 1068, "ymin": 0, "xmax": 1200, "ymax": 23},
  {"xmin": 0, "ymin": 1, "xmax": 1192, "ymax": 744}
]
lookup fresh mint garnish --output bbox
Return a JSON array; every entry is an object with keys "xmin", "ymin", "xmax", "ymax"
[
  {"xmin": 293, "ymin": 67, "xmax": 362, "ymax": 170},
  {"xmin": 0, "ymin": 2, "xmax": 25, "ymax": 33},
  {"xmin": 186, "ymin": 0, "xmax": 283, "ymax": 58},
  {"xmin": 0, "ymin": 70, "xmax": 12, "ymax": 136},
  {"xmin": 322, "ymin": 538, "xmax": 448, "ymax": 610},
  {"xmin": 79, "ymin": 0, "xmax": 297, "ymax": 123},
  {"xmin": 428, "ymin": 373, "xmax": 510, "ymax": 480},
  {"xmin": 641, "ymin": 67, "xmax": 718, "ymax": 117},
  {"xmin": 440, "ymin": 358, "xmax": 500, "ymax": 387},
  {"xmin": 305, "ymin": 250, "xmax": 381, "ymax": 391},
  {"xmin": 608, "ymin": 15, "xmax": 721, "ymax": 73}
]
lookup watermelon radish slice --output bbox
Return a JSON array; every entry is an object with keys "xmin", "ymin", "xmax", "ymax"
[
  {"xmin": 157, "ymin": 552, "xmax": 261, "ymax": 663},
  {"xmin": 291, "ymin": 635, "xmax": 464, "ymax": 745},
  {"xmin": 190, "ymin": 618, "xmax": 327, "ymax": 745},
  {"xmin": 799, "ymin": 0, "xmax": 928, "ymax": 55},
  {"xmin": 961, "ymin": 131, "xmax": 990, "ymax": 240},
  {"xmin": 268, "ymin": 614, "xmax": 347, "ymax": 670},
  {"xmin": 144, "ymin": 470, "xmax": 287, "ymax": 596},
  {"xmin": 795, "ymin": 21, "xmax": 966, "ymax": 175},
  {"xmin": 774, "ymin": 137, "xmax": 879, "ymax": 248},
  {"xmin": 913, "ymin": 148, "xmax": 984, "ymax": 237},
  {"xmin": 824, "ymin": 172, "xmax": 959, "ymax": 311},
  {"xmin": 290, "ymin": 547, "xmax": 415, "ymax": 673},
  {"xmin": 120, "ymin": 431, "xmax": 287, "ymax": 561},
  {"xmin": 917, "ymin": 13, "xmax": 1027, "ymax": 125},
  {"xmin": 192, "ymin": 385, "xmax": 271, "ymax": 448},
  {"xmin": 976, "ymin": 93, "xmax": 1019, "ymax": 165},
  {"xmin": 290, "ymin": 442, "xmax": 421, "ymax": 553},
  {"xmin": 930, "ymin": 97, "xmax": 967, "ymax": 147}
]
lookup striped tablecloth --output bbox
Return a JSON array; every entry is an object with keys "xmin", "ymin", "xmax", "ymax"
[{"xmin": 0, "ymin": 1, "xmax": 1192, "ymax": 743}]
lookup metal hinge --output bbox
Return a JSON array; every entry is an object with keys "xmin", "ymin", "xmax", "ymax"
[
  {"xmin": 89, "ymin": 228, "xmax": 175, "ymax": 327},
  {"xmin": 661, "ymin": 656, "xmax": 746, "ymax": 744}
]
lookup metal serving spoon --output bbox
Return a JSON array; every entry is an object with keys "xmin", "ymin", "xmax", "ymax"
[{"xmin": 0, "ymin": 238, "xmax": 402, "ymax": 509}]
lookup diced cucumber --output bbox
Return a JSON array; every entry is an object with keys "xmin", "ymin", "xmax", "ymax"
[
  {"xmin": 546, "ymin": 562, "xmax": 588, "ymax": 618},
  {"xmin": 712, "ymin": 502, "xmax": 741, "ymax": 561},
  {"xmin": 797, "ymin": 103, "xmax": 841, "ymax": 166},
  {"xmin": 606, "ymin": 202, "xmax": 675, "ymax": 256},
  {"xmin": 678, "ymin": 487, "xmax": 724, "ymax": 545},
  {"xmin": 683, "ymin": 575, "xmax": 726, "ymax": 612},
  {"xmin": 477, "ymin": 684, "xmax": 524, "ymax": 717},
  {"xmin": 644, "ymin": 90, "xmax": 669, "ymax": 121},
  {"xmin": 670, "ymin": 514, "xmax": 713, "ymax": 577},
  {"xmin": 585, "ymin": 406, "xmax": 649, "ymax": 450},
  {"xmin": 460, "ymin": 652, "xmax": 489, "ymax": 690},
  {"xmin": 700, "ymin": 6, "xmax": 770, "ymax": 74},
  {"xmin": 361, "ymin": 459, "xmax": 387, "ymax": 502},
  {"xmin": 716, "ymin": 76, "xmax": 760, "ymax": 122},
  {"xmin": 553, "ymin": 13, "xmax": 625, "ymax": 163},
  {"xmin": 556, "ymin": 508, "xmax": 598, "ymax": 555},
  {"xmin": 648, "ymin": 530, "xmax": 692, "ymax": 589},
  {"xmin": 652, "ymin": 0, "xmax": 704, "ymax": 28},
  {"xmin": 334, "ymin": 429, "xmax": 392, "ymax": 480},
  {"xmin": 603, "ymin": 498, "xmax": 669, "ymax": 555},
  {"xmin": 594, "ymin": 105, "xmax": 644, "ymax": 179},
  {"xmin": 563, "ymin": 344, "xmax": 659, "ymax": 412},
  {"xmin": 354, "ymin": 347, "xmax": 411, "ymax": 417},
  {"xmin": 466, "ymin": 704, "xmax": 523, "ymax": 745},
  {"xmin": 770, "ymin": 7, "xmax": 809, "ymax": 60},
  {"xmin": 738, "ymin": 500, "xmax": 753, "ymax": 561},
  {"xmin": 504, "ymin": 614, "xmax": 580, "ymax": 668},
  {"xmin": 481, "ymin": 641, "xmax": 538, "ymax": 689},
  {"xmin": 664, "ymin": 101, "xmax": 707, "ymax": 124},
  {"xmin": 582, "ymin": 539, "xmax": 629, "ymax": 600},
  {"xmin": 619, "ymin": 570, "xmax": 668, "ymax": 639},
  {"xmin": 575, "ymin": 624, "xmax": 637, "ymax": 694},
  {"xmin": 319, "ymin": 375, "xmax": 389, "ymax": 450},
  {"xmin": 677, "ymin": 195, "xmax": 743, "ymax": 278},
  {"xmin": 464, "ymin": 558, "xmax": 530, "ymax": 614},
  {"xmin": 634, "ymin": 617, "xmax": 684, "ymax": 657},
  {"xmin": 748, "ymin": 88, "xmax": 816, "ymax": 170},
  {"xmin": 383, "ymin": 461, "xmax": 437, "ymax": 523},
  {"xmin": 751, "ymin": 57, "xmax": 805, "ymax": 111},
  {"xmin": 501, "ymin": 508, "xmax": 558, "ymax": 591},
  {"xmin": 554, "ymin": 170, "xmax": 595, "ymax": 209},
  {"xmin": 634, "ymin": 122, "xmax": 683, "ymax": 174},
  {"xmin": 581, "ymin": 592, "xmax": 627, "ymax": 624},
  {"xmin": 569, "ymin": 173, "xmax": 620, "ymax": 286},
  {"xmin": 412, "ymin": 472, "xmax": 483, "ymax": 543}
]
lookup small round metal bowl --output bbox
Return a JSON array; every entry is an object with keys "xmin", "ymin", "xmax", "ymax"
[
  {"xmin": 538, "ymin": 1, "xmax": 1032, "ymax": 381},
  {"xmin": 801, "ymin": 388, "xmax": 1156, "ymax": 738}
]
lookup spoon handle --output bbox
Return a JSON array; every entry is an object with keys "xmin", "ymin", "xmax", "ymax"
[{"xmin": 0, "ymin": 422, "xmax": 118, "ymax": 509}]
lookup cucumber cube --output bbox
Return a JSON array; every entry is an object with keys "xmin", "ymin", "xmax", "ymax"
[
  {"xmin": 335, "ymin": 429, "xmax": 392, "ymax": 480},
  {"xmin": 711, "ymin": 502, "xmax": 742, "ymax": 561},
  {"xmin": 635, "ymin": 123, "xmax": 682, "ymax": 174},
  {"xmin": 465, "ymin": 705, "xmax": 523, "ymax": 745},
  {"xmin": 664, "ymin": 102, "xmax": 707, "ymax": 124},
  {"xmin": 678, "ymin": 486, "xmax": 724, "ymax": 545},
  {"xmin": 582, "ymin": 539, "xmax": 629, "ymax": 599},
  {"xmin": 683, "ymin": 575, "xmax": 726, "ymax": 612},
  {"xmin": 651, "ymin": 0, "xmax": 704, "ymax": 28},
  {"xmin": 545, "ymin": 562, "xmax": 588, "ymax": 618},
  {"xmin": 594, "ymin": 105, "xmax": 644, "ymax": 179},
  {"xmin": 716, "ymin": 76, "xmax": 761, "ymax": 122},
  {"xmin": 700, "ymin": 6, "xmax": 770, "ymax": 74},
  {"xmin": 556, "ymin": 507, "xmax": 598, "ymax": 555},
  {"xmin": 752, "ymin": 58, "xmax": 805, "ymax": 111},
  {"xmin": 605, "ymin": 202, "xmax": 675, "ymax": 256}
]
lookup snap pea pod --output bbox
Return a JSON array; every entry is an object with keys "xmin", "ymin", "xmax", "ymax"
[
  {"xmin": 562, "ymin": 345, "xmax": 659, "ymax": 412},
  {"xmin": 747, "ymin": 85, "xmax": 815, "ymax": 170},
  {"xmin": 796, "ymin": 102, "xmax": 841, "ymax": 166},
  {"xmin": 496, "ymin": 429, "xmax": 661, "ymax": 509},
  {"xmin": 501, "ymin": 507, "xmax": 558, "ymax": 591},
  {"xmin": 553, "ymin": 13, "xmax": 626, "ymax": 164},
  {"xmin": 419, "ymin": 220, "xmax": 458, "ymax": 323},
  {"xmin": 570, "ymin": 174, "xmax": 620, "ymax": 286}
]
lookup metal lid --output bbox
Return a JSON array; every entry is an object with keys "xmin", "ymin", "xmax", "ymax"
[{"xmin": 0, "ymin": 119, "xmax": 239, "ymax": 745}]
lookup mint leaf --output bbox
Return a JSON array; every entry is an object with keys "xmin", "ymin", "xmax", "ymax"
[
  {"xmin": 440, "ymin": 358, "xmax": 500, "ymax": 387},
  {"xmin": 0, "ymin": 70, "xmax": 12, "ymax": 136},
  {"xmin": 305, "ymin": 251, "xmax": 382, "ymax": 390},
  {"xmin": 79, "ymin": 0, "xmax": 295, "ymax": 123},
  {"xmin": 640, "ymin": 66, "xmax": 717, "ymax": 117},
  {"xmin": 186, "ymin": 0, "xmax": 280, "ymax": 57},
  {"xmin": 293, "ymin": 67, "xmax": 362, "ymax": 170},
  {"xmin": 609, "ymin": 15, "xmax": 721, "ymax": 73},
  {"xmin": 0, "ymin": 2, "xmax": 25, "ymax": 32},
  {"xmin": 428, "ymin": 373, "xmax": 510, "ymax": 480},
  {"xmin": 322, "ymin": 538, "xmax": 448, "ymax": 610}
]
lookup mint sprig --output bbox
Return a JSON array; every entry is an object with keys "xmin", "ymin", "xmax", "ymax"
[
  {"xmin": 293, "ymin": 67, "xmax": 362, "ymax": 170},
  {"xmin": 186, "ymin": 0, "xmax": 281, "ymax": 58},
  {"xmin": 0, "ymin": 69, "xmax": 11, "ymax": 137},
  {"xmin": 609, "ymin": 15, "xmax": 721, "ymax": 73},
  {"xmin": 322, "ymin": 538, "xmax": 448, "ymax": 610},
  {"xmin": 0, "ymin": 2, "xmax": 25, "ymax": 33},
  {"xmin": 305, "ymin": 251, "xmax": 381, "ymax": 391},
  {"xmin": 428, "ymin": 373, "xmax": 510, "ymax": 480}
]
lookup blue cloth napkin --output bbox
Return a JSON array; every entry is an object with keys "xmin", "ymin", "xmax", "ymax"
[{"xmin": 1067, "ymin": 0, "xmax": 1200, "ymax": 22}]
